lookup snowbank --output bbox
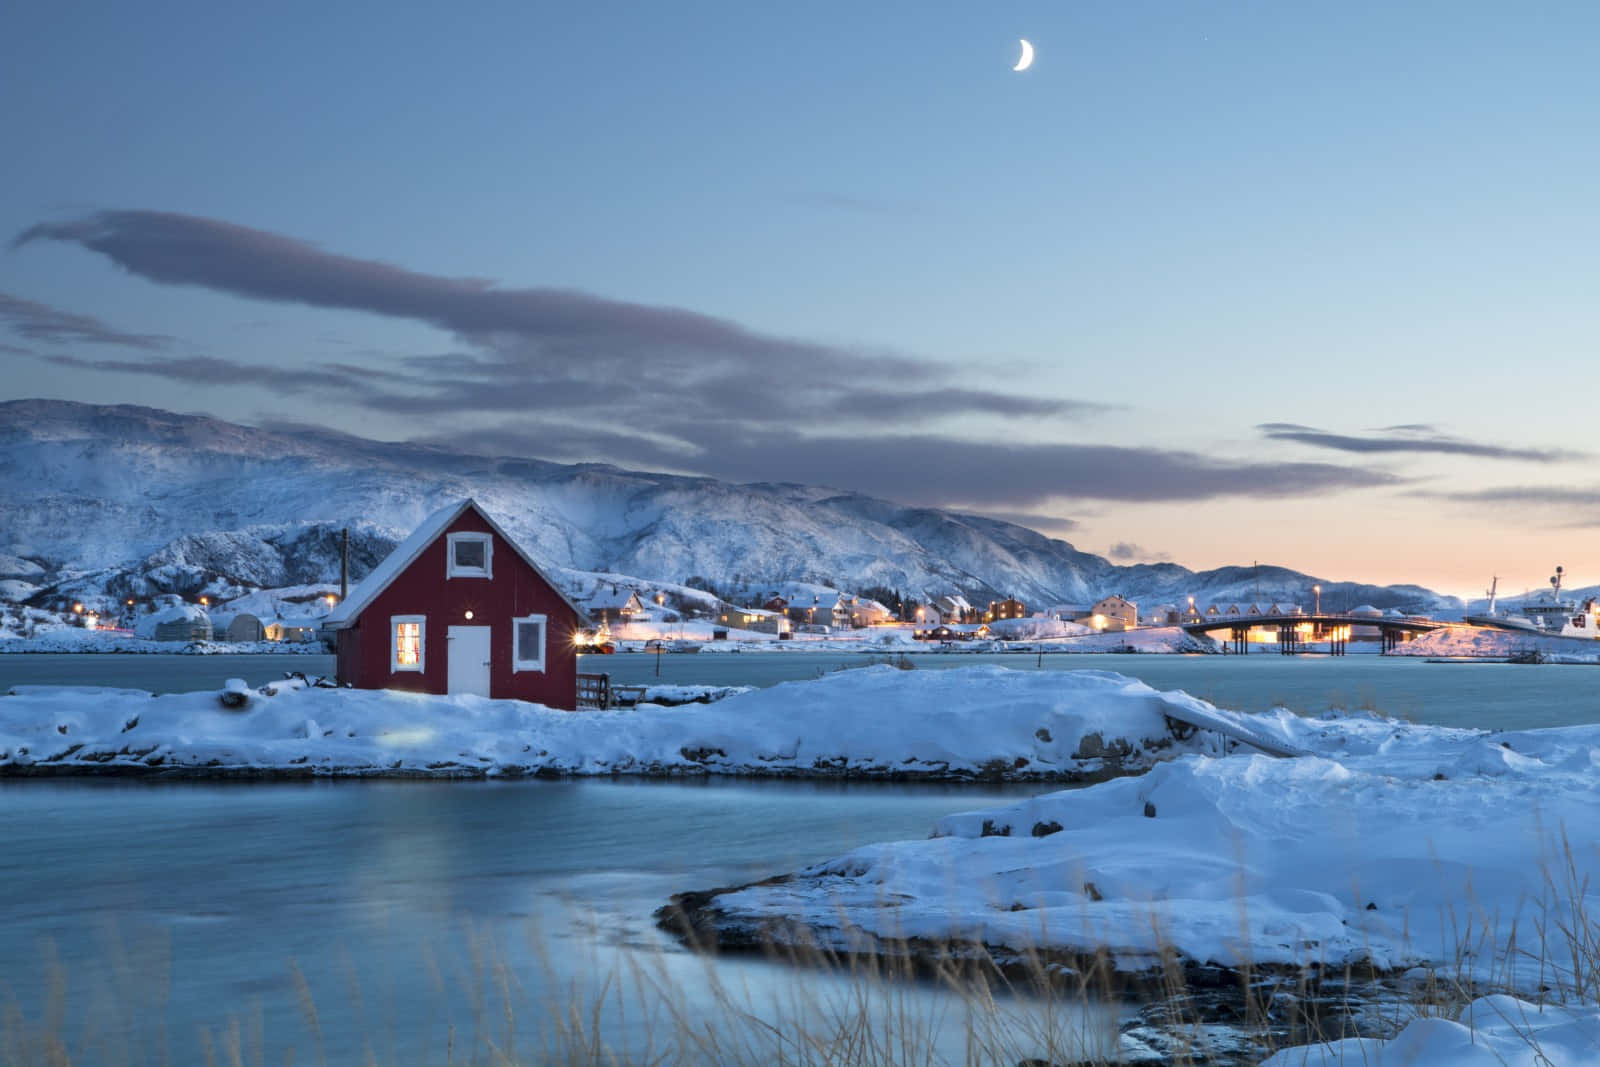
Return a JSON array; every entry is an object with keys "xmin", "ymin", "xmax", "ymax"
[
  {"xmin": 0, "ymin": 666, "xmax": 1211, "ymax": 780},
  {"xmin": 1039, "ymin": 625, "xmax": 1218, "ymax": 654},
  {"xmin": 1392, "ymin": 624, "xmax": 1600, "ymax": 663},
  {"xmin": 1262, "ymin": 995, "xmax": 1600, "ymax": 1066},
  {"xmin": 0, "ymin": 629, "xmax": 326, "ymax": 654},
  {"xmin": 682, "ymin": 701, "xmax": 1600, "ymax": 1000}
]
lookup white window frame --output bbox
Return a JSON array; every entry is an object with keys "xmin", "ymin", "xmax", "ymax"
[
  {"xmin": 512, "ymin": 614, "xmax": 548, "ymax": 673},
  {"xmin": 391, "ymin": 614, "xmax": 427, "ymax": 673},
  {"xmin": 446, "ymin": 532, "xmax": 493, "ymax": 579}
]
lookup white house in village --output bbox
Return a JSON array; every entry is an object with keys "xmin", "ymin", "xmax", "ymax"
[
  {"xmin": 1142, "ymin": 603, "xmax": 1180, "ymax": 627},
  {"xmin": 718, "ymin": 605, "xmax": 791, "ymax": 635},
  {"xmin": 1086, "ymin": 595, "xmax": 1139, "ymax": 632},
  {"xmin": 585, "ymin": 586, "xmax": 645, "ymax": 627},
  {"xmin": 842, "ymin": 597, "xmax": 892, "ymax": 627}
]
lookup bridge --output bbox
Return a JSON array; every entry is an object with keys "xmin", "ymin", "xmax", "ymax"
[{"xmin": 1180, "ymin": 612, "xmax": 1444, "ymax": 655}]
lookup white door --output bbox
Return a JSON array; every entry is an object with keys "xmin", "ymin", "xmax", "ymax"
[{"xmin": 447, "ymin": 626, "xmax": 492, "ymax": 696}]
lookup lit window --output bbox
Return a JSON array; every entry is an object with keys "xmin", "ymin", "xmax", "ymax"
[
  {"xmin": 447, "ymin": 533, "xmax": 493, "ymax": 578},
  {"xmin": 512, "ymin": 614, "xmax": 547, "ymax": 673},
  {"xmin": 392, "ymin": 615, "xmax": 426, "ymax": 672}
]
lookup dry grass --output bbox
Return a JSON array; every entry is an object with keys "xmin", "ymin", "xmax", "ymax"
[{"xmin": 4, "ymin": 839, "xmax": 1595, "ymax": 1066}]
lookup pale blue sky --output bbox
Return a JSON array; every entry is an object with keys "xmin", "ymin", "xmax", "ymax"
[{"xmin": 4, "ymin": 1, "xmax": 1598, "ymax": 594}]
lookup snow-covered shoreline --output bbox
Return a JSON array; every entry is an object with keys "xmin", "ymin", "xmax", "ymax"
[
  {"xmin": 659, "ymin": 694, "xmax": 1600, "ymax": 1055},
  {"xmin": 0, "ymin": 666, "xmax": 1215, "ymax": 780}
]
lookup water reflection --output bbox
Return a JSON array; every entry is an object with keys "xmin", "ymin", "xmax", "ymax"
[{"xmin": 1, "ymin": 777, "xmax": 1117, "ymax": 1063}]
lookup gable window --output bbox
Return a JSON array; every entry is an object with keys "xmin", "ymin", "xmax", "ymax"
[
  {"xmin": 447, "ymin": 533, "xmax": 493, "ymax": 578},
  {"xmin": 512, "ymin": 614, "xmax": 547, "ymax": 673},
  {"xmin": 391, "ymin": 615, "xmax": 426, "ymax": 672}
]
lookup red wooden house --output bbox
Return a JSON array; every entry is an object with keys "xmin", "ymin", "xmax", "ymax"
[{"xmin": 324, "ymin": 499, "xmax": 587, "ymax": 709}]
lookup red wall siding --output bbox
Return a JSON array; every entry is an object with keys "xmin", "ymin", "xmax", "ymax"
[{"xmin": 341, "ymin": 510, "xmax": 581, "ymax": 709}]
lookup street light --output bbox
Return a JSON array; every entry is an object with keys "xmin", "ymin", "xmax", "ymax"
[{"xmin": 1313, "ymin": 585, "xmax": 1321, "ymax": 614}]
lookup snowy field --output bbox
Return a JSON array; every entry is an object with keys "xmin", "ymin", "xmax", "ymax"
[
  {"xmin": 0, "ymin": 665, "xmax": 1214, "ymax": 779},
  {"xmin": 1393, "ymin": 623, "xmax": 1600, "ymax": 663},
  {"xmin": 5, "ymin": 664, "xmax": 1597, "ymax": 1062},
  {"xmin": 666, "ymin": 679, "xmax": 1599, "ymax": 1063}
]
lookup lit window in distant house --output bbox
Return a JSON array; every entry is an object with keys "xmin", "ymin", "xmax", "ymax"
[
  {"xmin": 447, "ymin": 533, "xmax": 493, "ymax": 578},
  {"xmin": 392, "ymin": 615, "xmax": 425, "ymax": 672},
  {"xmin": 512, "ymin": 614, "xmax": 547, "ymax": 673}
]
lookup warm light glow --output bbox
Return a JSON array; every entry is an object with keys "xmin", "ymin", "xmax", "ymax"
[
  {"xmin": 200, "ymin": 597, "xmax": 208, "ymax": 606},
  {"xmin": 73, "ymin": 603, "xmax": 83, "ymax": 613},
  {"xmin": 396, "ymin": 622, "xmax": 422, "ymax": 666},
  {"xmin": 377, "ymin": 726, "xmax": 436, "ymax": 747},
  {"xmin": 464, "ymin": 610, "xmax": 474, "ymax": 620}
]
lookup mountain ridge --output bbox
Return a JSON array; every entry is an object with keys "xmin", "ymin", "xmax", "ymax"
[{"xmin": 0, "ymin": 399, "xmax": 1459, "ymax": 614}]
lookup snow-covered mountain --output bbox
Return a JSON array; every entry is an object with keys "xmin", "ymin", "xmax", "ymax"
[{"xmin": 0, "ymin": 399, "xmax": 1457, "ymax": 613}]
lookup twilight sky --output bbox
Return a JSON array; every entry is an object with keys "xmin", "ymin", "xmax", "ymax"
[{"xmin": 4, "ymin": 1, "xmax": 1598, "ymax": 598}]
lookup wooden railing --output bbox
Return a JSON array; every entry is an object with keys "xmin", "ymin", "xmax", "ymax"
[{"xmin": 577, "ymin": 672, "xmax": 611, "ymax": 710}]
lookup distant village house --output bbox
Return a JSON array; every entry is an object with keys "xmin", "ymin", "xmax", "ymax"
[
  {"xmin": 1087, "ymin": 595, "xmax": 1138, "ymax": 632},
  {"xmin": 135, "ymin": 604, "xmax": 213, "ymax": 643},
  {"xmin": 586, "ymin": 587, "xmax": 645, "ymax": 627}
]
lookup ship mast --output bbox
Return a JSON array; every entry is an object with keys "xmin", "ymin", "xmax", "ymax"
[
  {"xmin": 1551, "ymin": 565, "xmax": 1565, "ymax": 601},
  {"xmin": 1485, "ymin": 575, "xmax": 1498, "ymax": 616}
]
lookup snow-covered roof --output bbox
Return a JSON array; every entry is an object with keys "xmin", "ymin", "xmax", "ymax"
[
  {"xmin": 323, "ymin": 499, "xmax": 587, "ymax": 629},
  {"xmin": 205, "ymin": 610, "xmax": 262, "ymax": 628},
  {"xmin": 133, "ymin": 603, "xmax": 210, "ymax": 638},
  {"xmin": 587, "ymin": 588, "xmax": 642, "ymax": 611}
]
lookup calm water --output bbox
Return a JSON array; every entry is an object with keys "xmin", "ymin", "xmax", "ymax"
[
  {"xmin": 2, "ymin": 777, "xmax": 1088, "ymax": 1062},
  {"xmin": 7, "ymin": 648, "xmax": 1596, "ymax": 730},
  {"xmin": 4, "ymin": 649, "xmax": 1596, "ymax": 1060}
]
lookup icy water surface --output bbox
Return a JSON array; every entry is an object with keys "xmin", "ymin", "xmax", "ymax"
[
  {"xmin": 5, "ymin": 649, "xmax": 1596, "ymax": 730},
  {"xmin": 2, "ymin": 776, "xmax": 1095, "ymax": 1063}
]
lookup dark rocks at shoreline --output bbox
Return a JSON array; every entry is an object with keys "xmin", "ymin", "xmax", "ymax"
[{"xmin": 655, "ymin": 884, "xmax": 1424, "ymax": 1067}]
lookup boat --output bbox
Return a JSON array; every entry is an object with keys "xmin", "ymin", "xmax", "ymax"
[{"xmin": 1466, "ymin": 567, "xmax": 1600, "ymax": 639}]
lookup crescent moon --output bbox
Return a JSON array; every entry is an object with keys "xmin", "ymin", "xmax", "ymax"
[{"xmin": 1013, "ymin": 38, "xmax": 1034, "ymax": 72}]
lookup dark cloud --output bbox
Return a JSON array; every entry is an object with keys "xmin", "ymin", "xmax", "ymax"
[
  {"xmin": 1419, "ymin": 485, "xmax": 1600, "ymax": 525},
  {"xmin": 830, "ymin": 388, "xmax": 1104, "ymax": 420},
  {"xmin": 34, "ymin": 352, "xmax": 373, "ymax": 395},
  {"xmin": 972, "ymin": 511, "xmax": 1080, "ymax": 536},
  {"xmin": 1107, "ymin": 541, "xmax": 1172, "ymax": 562},
  {"xmin": 15, "ymin": 209, "xmax": 1400, "ymax": 508},
  {"xmin": 13, "ymin": 211, "xmax": 891, "ymax": 371},
  {"xmin": 419, "ymin": 423, "xmax": 1399, "ymax": 508},
  {"xmin": 1257, "ymin": 423, "xmax": 1580, "ymax": 462},
  {"xmin": 13, "ymin": 209, "xmax": 1091, "ymax": 431},
  {"xmin": 0, "ymin": 291, "xmax": 168, "ymax": 350}
]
